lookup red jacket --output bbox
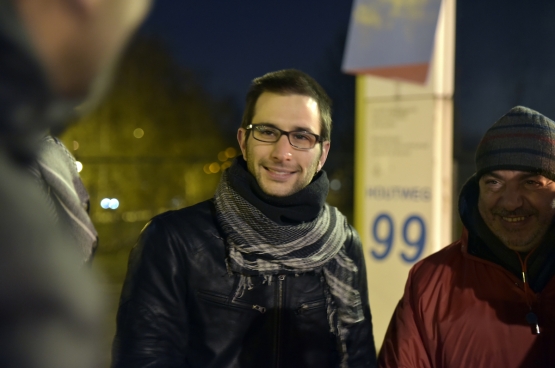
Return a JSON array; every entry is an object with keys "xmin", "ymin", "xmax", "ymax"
[{"xmin": 378, "ymin": 229, "xmax": 555, "ymax": 368}]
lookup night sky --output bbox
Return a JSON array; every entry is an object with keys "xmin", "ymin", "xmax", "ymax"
[
  {"xmin": 139, "ymin": 1, "xmax": 354, "ymax": 106},
  {"xmin": 455, "ymin": 1, "xmax": 555, "ymax": 183},
  {"xmin": 137, "ymin": 1, "xmax": 555, "ymax": 189}
]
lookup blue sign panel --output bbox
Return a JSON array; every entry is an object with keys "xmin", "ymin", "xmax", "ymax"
[{"xmin": 342, "ymin": 0, "xmax": 442, "ymax": 83}]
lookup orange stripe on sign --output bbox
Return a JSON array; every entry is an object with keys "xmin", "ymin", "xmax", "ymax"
[{"xmin": 346, "ymin": 63, "xmax": 429, "ymax": 84}]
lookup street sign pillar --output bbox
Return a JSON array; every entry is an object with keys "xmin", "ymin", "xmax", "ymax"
[{"xmin": 345, "ymin": 0, "xmax": 456, "ymax": 349}]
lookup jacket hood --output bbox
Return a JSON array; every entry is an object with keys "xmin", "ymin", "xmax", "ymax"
[{"xmin": 458, "ymin": 174, "xmax": 480, "ymax": 233}]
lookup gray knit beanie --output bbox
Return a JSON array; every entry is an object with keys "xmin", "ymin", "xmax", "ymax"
[{"xmin": 475, "ymin": 106, "xmax": 555, "ymax": 180}]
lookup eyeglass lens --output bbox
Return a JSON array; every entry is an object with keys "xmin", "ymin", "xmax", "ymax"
[{"xmin": 253, "ymin": 126, "xmax": 316, "ymax": 149}]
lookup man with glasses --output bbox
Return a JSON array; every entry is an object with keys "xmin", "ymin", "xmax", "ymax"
[{"xmin": 112, "ymin": 69, "xmax": 377, "ymax": 368}]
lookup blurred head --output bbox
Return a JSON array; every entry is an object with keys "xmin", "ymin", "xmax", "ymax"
[
  {"xmin": 240, "ymin": 69, "xmax": 332, "ymax": 142},
  {"xmin": 475, "ymin": 106, "xmax": 555, "ymax": 252},
  {"xmin": 13, "ymin": 0, "xmax": 152, "ymax": 104}
]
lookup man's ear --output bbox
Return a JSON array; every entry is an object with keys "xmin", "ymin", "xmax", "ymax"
[
  {"xmin": 317, "ymin": 141, "xmax": 330, "ymax": 172},
  {"xmin": 237, "ymin": 128, "xmax": 248, "ymax": 160}
]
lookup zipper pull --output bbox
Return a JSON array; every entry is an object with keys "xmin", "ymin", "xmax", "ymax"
[
  {"xmin": 252, "ymin": 305, "xmax": 266, "ymax": 314},
  {"xmin": 296, "ymin": 303, "xmax": 308, "ymax": 315},
  {"xmin": 526, "ymin": 312, "xmax": 540, "ymax": 335}
]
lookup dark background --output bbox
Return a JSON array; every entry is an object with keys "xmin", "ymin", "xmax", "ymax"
[
  {"xmin": 454, "ymin": 1, "xmax": 555, "ymax": 183},
  {"xmin": 60, "ymin": 1, "xmax": 555, "ymax": 363}
]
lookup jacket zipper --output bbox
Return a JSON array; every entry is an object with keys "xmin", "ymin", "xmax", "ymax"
[
  {"xmin": 231, "ymin": 297, "xmax": 266, "ymax": 313},
  {"xmin": 296, "ymin": 299, "xmax": 326, "ymax": 314},
  {"xmin": 516, "ymin": 252, "xmax": 540, "ymax": 334},
  {"xmin": 196, "ymin": 290, "xmax": 266, "ymax": 313},
  {"xmin": 274, "ymin": 275, "xmax": 285, "ymax": 368}
]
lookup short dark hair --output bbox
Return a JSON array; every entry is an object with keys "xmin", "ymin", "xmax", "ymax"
[{"xmin": 240, "ymin": 69, "xmax": 332, "ymax": 142}]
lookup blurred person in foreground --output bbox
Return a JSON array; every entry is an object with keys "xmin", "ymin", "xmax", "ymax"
[
  {"xmin": 378, "ymin": 106, "xmax": 555, "ymax": 367},
  {"xmin": 0, "ymin": 0, "xmax": 151, "ymax": 367},
  {"xmin": 112, "ymin": 69, "xmax": 377, "ymax": 368}
]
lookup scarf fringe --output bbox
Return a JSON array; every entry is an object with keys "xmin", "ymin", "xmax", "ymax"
[{"xmin": 233, "ymin": 275, "xmax": 254, "ymax": 300}]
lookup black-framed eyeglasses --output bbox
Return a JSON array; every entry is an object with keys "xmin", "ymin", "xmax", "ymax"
[{"xmin": 246, "ymin": 124, "xmax": 322, "ymax": 150}]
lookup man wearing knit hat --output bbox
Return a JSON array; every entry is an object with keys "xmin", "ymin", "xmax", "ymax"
[{"xmin": 378, "ymin": 106, "xmax": 555, "ymax": 367}]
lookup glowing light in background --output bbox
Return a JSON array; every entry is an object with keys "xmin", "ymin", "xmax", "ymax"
[
  {"xmin": 209, "ymin": 162, "xmax": 220, "ymax": 173},
  {"xmin": 75, "ymin": 161, "xmax": 83, "ymax": 173},
  {"xmin": 73, "ymin": 141, "xmax": 79, "ymax": 150},
  {"xmin": 109, "ymin": 198, "xmax": 120, "ymax": 210},
  {"xmin": 330, "ymin": 179, "xmax": 342, "ymax": 191},
  {"xmin": 133, "ymin": 128, "xmax": 145, "ymax": 138},
  {"xmin": 100, "ymin": 198, "xmax": 111, "ymax": 209},
  {"xmin": 218, "ymin": 151, "xmax": 228, "ymax": 162},
  {"xmin": 225, "ymin": 147, "xmax": 237, "ymax": 158},
  {"xmin": 101, "ymin": 198, "xmax": 120, "ymax": 210},
  {"xmin": 204, "ymin": 147, "xmax": 239, "ymax": 174}
]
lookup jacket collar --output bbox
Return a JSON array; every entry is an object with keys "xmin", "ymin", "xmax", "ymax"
[{"xmin": 225, "ymin": 157, "xmax": 329, "ymax": 225}]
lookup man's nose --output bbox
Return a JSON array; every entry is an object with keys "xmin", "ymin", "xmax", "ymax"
[
  {"xmin": 271, "ymin": 134, "xmax": 293, "ymax": 161},
  {"xmin": 500, "ymin": 187, "xmax": 524, "ymax": 211}
]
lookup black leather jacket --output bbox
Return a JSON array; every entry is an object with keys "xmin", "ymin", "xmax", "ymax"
[{"xmin": 112, "ymin": 199, "xmax": 377, "ymax": 367}]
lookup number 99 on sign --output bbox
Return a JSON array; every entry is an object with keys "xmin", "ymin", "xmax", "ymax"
[{"xmin": 370, "ymin": 213, "xmax": 426, "ymax": 263}]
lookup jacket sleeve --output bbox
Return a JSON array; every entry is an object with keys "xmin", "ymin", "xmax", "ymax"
[
  {"xmin": 345, "ymin": 226, "xmax": 378, "ymax": 367},
  {"xmin": 111, "ymin": 217, "xmax": 189, "ymax": 368},
  {"xmin": 377, "ymin": 267, "xmax": 432, "ymax": 368}
]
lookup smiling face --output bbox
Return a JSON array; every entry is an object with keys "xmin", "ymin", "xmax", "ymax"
[
  {"xmin": 478, "ymin": 170, "xmax": 555, "ymax": 252},
  {"xmin": 237, "ymin": 92, "xmax": 330, "ymax": 197}
]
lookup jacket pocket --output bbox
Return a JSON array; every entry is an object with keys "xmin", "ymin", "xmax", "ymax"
[
  {"xmin": 296, "ymin": 298, "xmax": 326, "ymax": 315},
  {"xmin": 197, "ymin": 289, "xmax": 267, "ymax": 314}
]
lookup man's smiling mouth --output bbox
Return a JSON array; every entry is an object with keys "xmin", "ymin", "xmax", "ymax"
[
  {"xmin": 502, "ymin": 216, "xmax": 528, "ymax": 223},
  {"xmin": 265, "ymin": 166, "xmax": 295, "ymax": 175}
]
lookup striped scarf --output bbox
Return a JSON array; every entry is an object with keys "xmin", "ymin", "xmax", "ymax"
[
  {"xmin": 214, "ymin": 168, "xmax": 363, "ymax": 367},
  {"xmin": 28, "ymin": 136, "xmax": 97, "ymax": 263}
]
